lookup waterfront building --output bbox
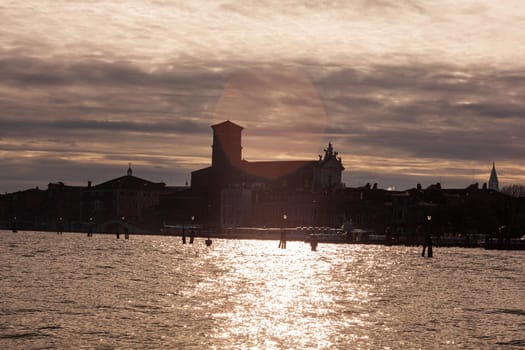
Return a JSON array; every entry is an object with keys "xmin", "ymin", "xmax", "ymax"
[
  {"xmin": 0, "ymin": 187, "xmax": 47, "ymax": 230},
  {"xmin": 84, "ymin": 165, "xmax": 166, "ymax": 231},
  {"xmin": 192, "ymin": 120, "xmax": 344, "ymax": 192},
  {"xmin": 48, "ymin": 182, "xmax": 85, "ymax": 229},
  {"xmin": 190, "ymin": 120, "xmax": 345, "ymax": 228}
]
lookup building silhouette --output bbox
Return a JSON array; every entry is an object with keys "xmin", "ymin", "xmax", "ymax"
[
  {"xmin": 84, "ymin": 164, "xmax": 166, "ymax": 231},
  {"xmin": 192, "ymin": 120, "xmax": 344, "ymax": 191},
  {"xmin": 1, "ymin": 122, "xmax": 525, "ymax": 238},
  {"xmin": 488, "ymin": 162, "xmax": 499, "ymax": 191},
  {"xmin": 189, "ymin": 120, "xmax": 345, "ymax": 227}
]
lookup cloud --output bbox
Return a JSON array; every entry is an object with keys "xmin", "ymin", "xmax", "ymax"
[
  {"xmin": 0, "ymin": 52, "xmax": 226, "ymax": 91},
  {"xmin": 0, "ymin": 119, "xmax": 209, "ymax": 137},
  {"xmin": 316, "ymin": 63, "xmax": 525, "ymax": 160},
  {"xmin": 2, "ymin": 0, "xmax": 525, "ymax": 192},
  {"xmin": 2, "ymin": 56, "xmax": 525, "ymax": 192},
  {"xmin": 0, "ymin": 54, "xmax": 223, "ymax": 193},
  {"xmin": 0, "ymin": 52, "xmax": 227, "ymax": 131},
  {"xmin": 4, "ymin": 0, "xmax": 525, "ymax": 69}
]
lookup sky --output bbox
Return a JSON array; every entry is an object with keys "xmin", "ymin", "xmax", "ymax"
[{"xmin": 1, "ymin": 0, "xmax": 525, "ymax": 192}]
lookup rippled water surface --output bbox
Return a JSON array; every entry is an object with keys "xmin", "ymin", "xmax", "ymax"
[{"xmin": 1, "ymin": 230, "xmax": 524, "ymax": 349}]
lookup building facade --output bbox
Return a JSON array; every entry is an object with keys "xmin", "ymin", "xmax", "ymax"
[
  {"xmin": 84, "ymin": 165, "xmax": 166, "ymax": 231},
  {"xmin": 190, "ymin": 120, "xmax": 346, "ymax": 227}
]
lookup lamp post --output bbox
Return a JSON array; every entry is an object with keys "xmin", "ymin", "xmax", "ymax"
[
  {"xmin": 57, "ymin": 216, "xmax": 63, "ymax": 235},
  {"xmin": 122, "ymin": 216, "xmax": 129, "ymax": 239},
  {"xmin": 88, "ymin": 217, "xmax": 93, "ymax": 237},
  {"xmin": 279, "ymin": 213, "xmax": 288, "ymax": 249},
  {"xmin": 190, "ymin": 215, "xmax": 195, "ymax": 244},
  {"xmin": 423, "ymin": 215, "xmax": 434, "ymax": 257}
]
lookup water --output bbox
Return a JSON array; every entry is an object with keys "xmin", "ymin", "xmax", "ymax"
[{"xmin": 1, "ymin": 230, "xmax": 524, "ymax": 349}]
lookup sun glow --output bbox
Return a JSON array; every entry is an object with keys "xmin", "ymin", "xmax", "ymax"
[{"xmin": 213, "ymin": 68, "xmax": 328, "ymax": 162}]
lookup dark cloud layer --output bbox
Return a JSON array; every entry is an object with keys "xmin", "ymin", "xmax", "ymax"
[
  {"xmin": 0, "ymin": 54, "xmax": 226, "ymax": 89},
  {"xmin": 1, "ymin": 50, "xmax": 525, "ymax": 192},
  {"xmin": 317, "ymin": 64, "xmax": 525, "ymax": 164},
  {"xmin": 0, "ymin": 53, "xmax": 226, "ymax": 125},
  {"xmin": 0, "ymin": 119, "xmax": 209, "ymax": 137}
]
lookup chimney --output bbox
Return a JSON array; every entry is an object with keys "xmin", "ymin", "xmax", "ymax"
[{"xmin": 88, "ymin": 181, "xmax": 92, "ymax": 188}]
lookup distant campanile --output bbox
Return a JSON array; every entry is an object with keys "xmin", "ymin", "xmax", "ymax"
[{"xmin": 488, "ymin": 162, "xmax": 499, "ymax": 191}]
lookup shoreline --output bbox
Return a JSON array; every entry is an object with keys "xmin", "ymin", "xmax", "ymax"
[{"xmin": 2, "ymin": 229, "xmax": 524, "ymax": 250}]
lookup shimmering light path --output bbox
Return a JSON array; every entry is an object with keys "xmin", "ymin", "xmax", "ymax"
[{"xmin": 1, "ymin": 231, "xmax": 524, "ymax": 349}]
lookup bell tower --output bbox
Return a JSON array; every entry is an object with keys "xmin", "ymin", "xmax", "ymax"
[
  {"xmin": 211, "ymin": 120, "xmax": 243, "ymax": 169},
  {"xmin": 488, "ymin": 162, "xmax": 499, "ymax": 191}
]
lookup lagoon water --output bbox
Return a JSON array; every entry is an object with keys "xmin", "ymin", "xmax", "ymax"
[{"xmin": 0, "ymin": 230, "xmax": 524, "ymax": 349}]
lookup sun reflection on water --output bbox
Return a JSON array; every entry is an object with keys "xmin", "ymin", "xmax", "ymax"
[{"xmin": 198, "ymin": 240, "xmax": 375, "ymax": 349}]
